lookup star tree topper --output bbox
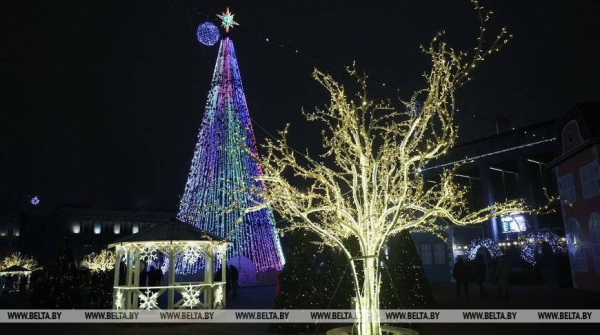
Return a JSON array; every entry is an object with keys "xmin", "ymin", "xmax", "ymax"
[{"xmin": 217, "ymin": 7, "xmax": 239, "ymax": 33}]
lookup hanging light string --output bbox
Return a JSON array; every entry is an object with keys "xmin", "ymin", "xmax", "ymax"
[{"xmin": 169, "ymin": 0, "xmax": 504, "ymax": 124}]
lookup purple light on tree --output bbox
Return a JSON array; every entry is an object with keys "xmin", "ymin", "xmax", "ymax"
[{"xmin": 177, "ymin": 37, "xmax": 285, "ymax": 276}]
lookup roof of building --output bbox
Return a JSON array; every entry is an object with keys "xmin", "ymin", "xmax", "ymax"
[
  {"xmin": 551, "ymin": 101, "xmax": 600, "ymax": 166},
  {"xmin": 0, "ymin": 265, "xmax": 32, "ymax": 273},
  {"xmin": 109, "ymin": 218, "xmax": 225, "ymax": 246}
]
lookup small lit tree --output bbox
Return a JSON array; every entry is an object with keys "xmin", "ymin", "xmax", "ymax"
[
  {"xmin": 248, "ymin": 3, "xmax": 525, "ymax": 334},
  {"xmin": 84, "ymin": 249, "xmax": 115, "ymax": 308},
  {"xmin": 84, "ymin": 249, "xmax": 115, "ymax": 273},
  {"xmin": 1, "ymin": 252, "xmax": 41, "ymax": 271}
]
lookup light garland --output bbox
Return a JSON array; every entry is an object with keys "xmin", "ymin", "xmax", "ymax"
[
  {"xmin": 465, "ymin": 238, "xmax": 503, "ymax": 261},
  {"xmin": 520, "ymin": 231, "xmax": 566, "ymax": 265},
  {"xmin": 177, "ymin": 37, "xmax": 285, "ymax": 273}
]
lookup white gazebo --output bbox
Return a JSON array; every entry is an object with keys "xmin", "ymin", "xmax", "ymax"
[
  {"xmin": 0, "ymin": 265, "xmax": 33, "ymax": 291},
  {"xmin": 109, "ymin": 218, "xmax": 231, "ymax": 310}
]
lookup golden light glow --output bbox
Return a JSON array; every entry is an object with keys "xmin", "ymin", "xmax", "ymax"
[
  {"xmin": 241, "ymin": 2, "xmax": 531, "ymax": 334},
  {"xmin": 84, "ymin": 249, "xmax": 116, "ymax": 273}
]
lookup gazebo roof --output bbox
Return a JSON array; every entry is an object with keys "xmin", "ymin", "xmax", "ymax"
[
  {"xmin": 0, "ymin": 265, "xmax": 32, "ymax": 273},
  {"xmin": 109, "ymin": 218, "xmax": 226, "ymax": 247}
]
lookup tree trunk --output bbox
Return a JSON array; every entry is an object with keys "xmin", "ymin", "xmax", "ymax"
[{"xmin": 354, "ymin": 256, "xmax": 381, "ymax": 335}]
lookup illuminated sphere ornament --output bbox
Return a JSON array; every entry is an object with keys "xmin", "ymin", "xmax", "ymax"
[
  {"xmin": 197, "ymin": 22, "xmax": 220, "ymax": 46},
  {"xmin": 31, "ymin": 196, "xmax": 40, "ymax": 206}
]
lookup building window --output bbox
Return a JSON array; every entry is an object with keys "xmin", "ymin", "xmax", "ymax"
[
  {"xmin": 113, "ymin": 222, "xmax": 121, "ymax": 234},
  {"xmin": 72, "ymin": 222, "xmax": 81, "ymax": 234},
  {"xmin": 590, "ymin": 213, "xmax": 600, "ymax": 273},
  {"xmin": 93, "ymin": 222, "xmax": 101, "ymax": 235},
  {"xmin": 558, "ymin": 173, "xmax": 576, "ymax": 203},
  {"xmin": 579, "ymin": 161, "xmax": 600, "ymax": 199},
  {"xmin": 567, "ymin": 218, "xmax": 587, "ymax": 272},
  {"xmin": 132, "ymin": 223, "xmax": 140, "ymax": 234},
  {"xmin": 434, "ymin": 243, "xmax": 446, "ymax": 265},
  {"xmin": 420, "ymin": 244, "xmax": 432, "ymax": 265}
]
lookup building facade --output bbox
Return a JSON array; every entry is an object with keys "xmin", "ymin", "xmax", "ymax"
[{"xmin": 551, "ymin": 102, "xmax": 600, "ymax": 292}]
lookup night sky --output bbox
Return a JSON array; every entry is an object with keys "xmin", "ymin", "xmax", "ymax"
[{"xmin": 3, "ymin": 0, "xmax": 599, "ymax": 212}]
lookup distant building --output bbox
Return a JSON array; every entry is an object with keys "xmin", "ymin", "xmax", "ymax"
[
  {"xmin": 409, "ymin": 119, "xmax": 566, "ymax": 283},
  {"xmin": 550, "ymin": 102, "xmax": 600, "ymax": 292},
  {"xmin": 0, "ymin": 205, "xmax": 174, "ymax": 266}
]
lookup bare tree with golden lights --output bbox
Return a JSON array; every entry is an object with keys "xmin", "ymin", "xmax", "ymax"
[{"xmin": 244, "ymin": 3, "xmax": 530, "ymax": 334}]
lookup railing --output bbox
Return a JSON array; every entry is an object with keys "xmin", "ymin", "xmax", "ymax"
[{"xmin": 113, "ymin": 281, "xmax": 226, "ymax": 310}]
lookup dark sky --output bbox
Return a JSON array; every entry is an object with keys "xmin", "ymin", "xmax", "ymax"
[{"xmin": 2, "ymin": 0, "xmax": 599, "ymax": 212}]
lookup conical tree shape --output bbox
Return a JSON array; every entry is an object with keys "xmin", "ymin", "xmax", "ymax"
[{"xmin": 178, "ymin": 37, "xmax": 284, "ymax": 274}]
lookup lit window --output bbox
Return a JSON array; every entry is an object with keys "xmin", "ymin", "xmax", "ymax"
[
  {"xmin": 579, "ymin": 161, "xmax": 600, "ymax": 199},
  {"xmin": 567, "ymin": 218, "xmax": 587, "ymax": 272},
  {"xmin": 434, "ymin": 243, "xmax": 446, "ymax": 265},
  {"xmin": 558, "ymin": 173, "xmax": 576, "ymax": 203},
  {"xmin": 93, "ymin": 222, "xmax": 101, "ymax": 235},
  {"xmin": 590, "ymin": 213, "xmax": 600, "ymax": 272},
  {"xmin": 420, "ymin": 244, "xmax": 432, "ymax": 265},
  {"xmin": 113, "ymin": 223, "xmax": 121, "ymax": 234},
  {"xmin": 500, "ymin": 213, "xmax": 528, "ymax": 233},
  {"xmin": 72, "ymin": 222, "xmax": 81, "ymax": 234},
  {"xmin": 132, "ymin": 223, "xmax": 139, "ymax": 234}
]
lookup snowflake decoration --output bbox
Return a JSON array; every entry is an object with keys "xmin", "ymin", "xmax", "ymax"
[
  {"xmin": 182, "ymin": 285, "xmax": 201, "ymax": 309},
  {"xmin": 520, "ymin": 231, "xmax": 567, "ymax": 265},
  {"xmin": 160, "ymin": 257, "xmax": 169, "ymax": 274},
  {"xmin": 115, "ymin": 289, "xmax": 124, "ymax": 309},
  {"xmin": 213, "ymin": 285, "xmax": 224, "ymax": 309},
  {"xmin": 140, "ymin": 246, "xmax": 158, "ymax": 262},
  {"xmin": 139, "ymin": 289, "xmax": 158, "ymax": 310},
  {"xmin": 182, "ymin": 246, "xmax": 203, "ymax": 265},
  {"xmin": 465, "ymin": 238, "xmax": 503, "ymax": 261}
]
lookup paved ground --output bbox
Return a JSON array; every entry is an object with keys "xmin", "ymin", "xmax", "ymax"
[{"xmin": 2, "ymin": 283, "xmax": 600, "ymax": 334}]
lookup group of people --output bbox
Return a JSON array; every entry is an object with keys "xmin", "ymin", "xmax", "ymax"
[
  {"xmin": 453, "ymin": 254, "xmax": 510, "ymax": 299},
  {"xmin": 214, "ymin": 264, "xmax": 240, "ymax": 298}
]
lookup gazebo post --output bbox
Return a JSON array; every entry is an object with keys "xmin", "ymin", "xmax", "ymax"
[
  {"xmin": 221, "ymin": 249, "xmax": 227, "ymax": 308},
  {"xmin": 112, "ymin": 249, "xmax": 121, "ymax": 308},
  {"xmin": 167, "ymin": 246, "xmax": 175, "ymax": 309},
  {"xmin": 133, "ymin": 250, "xmax": 141, "ymax": 308},
  {"xmin": 205, "ymin": 245, "xmax": 213, "ymax": 307},
  {"xmin": 125, "ymin": 248, "xmax": 133, "ymax": 309}
]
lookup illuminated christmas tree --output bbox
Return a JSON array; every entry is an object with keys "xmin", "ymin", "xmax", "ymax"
[{"xmin": 177, "ymin": 32, "xmax": 284, "ymax": 278}]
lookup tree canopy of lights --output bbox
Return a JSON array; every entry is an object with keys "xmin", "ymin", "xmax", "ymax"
[
  {"xmin": 246, "ymin": 3, "xmax": 528, "ymax": 334},
  {"xmin": 1, "ymin": 251, "xmax": 41, "ymax": 271},
  {"xmin": 177, "ymin": 37, "xmax": 285, "ymax": 274},
  {"xmin": 83, "ymin": 249, "xmax": 116, "ymax": 273}
]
